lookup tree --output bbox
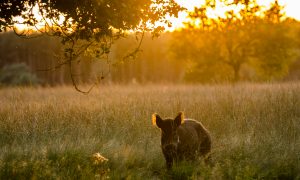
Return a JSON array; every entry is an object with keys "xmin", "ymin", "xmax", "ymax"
[
  {"xmin": 252, "ymin": 21, "xmax": 296, "ymax": 81},
  {"xmin": 170, "ymin": 0, "xmax": 298, "ymax": 83},
  {"xmin": 0, "ymin": 0, "xmax": 183, "ymax": 92}
]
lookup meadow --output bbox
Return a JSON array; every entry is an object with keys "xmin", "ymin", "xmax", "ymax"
[{"xmin": 0, "ymin": 83, "xmax": 299, "ymax": 179}]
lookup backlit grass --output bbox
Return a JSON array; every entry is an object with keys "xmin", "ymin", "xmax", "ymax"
[{"xmin": 0, "ymin": 83, "xmax": 299, "ymax": 179}]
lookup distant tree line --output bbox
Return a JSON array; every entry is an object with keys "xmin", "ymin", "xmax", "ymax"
[
  {"xmin": 0, "ymin": 0, "xmax": 183, "ymax": 92},
  {"xmin": 170, "ymin": 0, "xmax": 300, "ymax": 83},
  {"xmin": 1, "ymin": 0, "xmax": 299, "ymax": 86},
  {"xmin": 0, "ymin": 32, "xmax": 183, "ymax": 85},
  {"xmin": 0, "ymin": 29, "xmax": 299, "ymax": 86}
]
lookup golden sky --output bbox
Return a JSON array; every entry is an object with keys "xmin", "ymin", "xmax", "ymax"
[
  {"xmin": 175, "ymin": 0, "xmax": 300, "ymax": 18},
  {"xmin": 258, "ymin": 0, "xmax": 300, "ymax": 20},
  {"xmin": 14, "ymin": 0, "xmax": 300, "ymax": 32},
  {"xmin": 167, "ymin": 0, "xmax": 300, "ymax": 30}
]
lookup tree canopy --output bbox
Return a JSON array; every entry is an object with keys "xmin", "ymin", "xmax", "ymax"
[
  {"xmin": 1, "ymin": 0, "xmax": 182, "ymax": 34},
  {"xmin": 0, "ymin": 0, "xmax": 183, "ymax": 92},
  {"xmin": 170, "ymin": 0, "xmax": 299, "ymax": 83}
]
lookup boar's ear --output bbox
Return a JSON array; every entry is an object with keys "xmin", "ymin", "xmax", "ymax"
[
  {"xmin": 174, "ymin": 112, "xmax": 184, "ymax": 127},
  {"xmin": 152, "ymin": 113, "xmax": 163, "ymax": 128}
]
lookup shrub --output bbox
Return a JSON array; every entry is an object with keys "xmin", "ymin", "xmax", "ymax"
[{"xmin": 0, "ymin": 63, "xmax": 41, "ymax": 86}]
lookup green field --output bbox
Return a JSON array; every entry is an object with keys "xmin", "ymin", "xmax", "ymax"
[{"xmin": 0, "ymin": 83, "xmax": 300, "ymax": 179}]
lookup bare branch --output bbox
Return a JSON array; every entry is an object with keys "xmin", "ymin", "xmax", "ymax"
[{"xmin": 122, "ymin": 30, "xmax": 145, "ymax": 61}]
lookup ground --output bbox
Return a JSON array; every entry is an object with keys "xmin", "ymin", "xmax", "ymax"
[{"xmin": 0, "ymin": 83, "xmax": 299, "ymax": 179}]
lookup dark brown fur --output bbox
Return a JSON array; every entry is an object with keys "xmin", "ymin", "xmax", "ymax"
[{"xmin": 153, "ymin": 112, "xmax": 211, "ymax": 169}]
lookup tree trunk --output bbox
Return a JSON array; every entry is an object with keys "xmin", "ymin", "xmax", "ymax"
[{"xmin": 233, "ymin": 63, "xmax": 240, "ymax": 82}]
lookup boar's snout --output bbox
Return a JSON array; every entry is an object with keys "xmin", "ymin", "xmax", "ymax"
[
  {"xmin": 163, "ymin": 143, "xmax": 177, "ymax": 155},
  {"xmin": 164, "ymin": 143, "xmax": 177, "ymax": 150}
]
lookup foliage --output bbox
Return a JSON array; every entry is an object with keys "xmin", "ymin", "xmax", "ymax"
[
  {"xmin": 0, "ymin": 0, "xmax": 183, "ymax": 37},
  {"xmin": 170, "ymin": 0, "xmax": 299, "ymax": 83},
  {"xmin": 0, "ymin": 84, "xmax": 299, "ymax": 178},
  {"xmin": 0, "ymin": 0, "xmax": 184, "ymax": 92},
  {"xmin": 0, "ymin": 63, "xmax": 41, "ymax": 86},
  {"xmin": 253, "ymin": 21, "xmax": 297, "ymax": 80}
]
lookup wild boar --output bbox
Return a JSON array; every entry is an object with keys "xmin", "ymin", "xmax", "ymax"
[{"xmin": 152, "ymin": 112, "xmax": 211, "ymax": 169}]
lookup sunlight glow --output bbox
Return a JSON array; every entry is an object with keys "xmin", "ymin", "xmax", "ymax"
[
  {"xmin": 256, "ymin": 0, "xmax": 299, "ymax": 20},
  {"xmin": 165, "ymin": 0, "xmax": 300, "ymax": 31},
  {"xmin": 12, "ymin": 0, "xmax": 300, "ymax": 32},
  {"xmin": 13, "ymin": 4, "xmax": 66, "ymax": 33}
]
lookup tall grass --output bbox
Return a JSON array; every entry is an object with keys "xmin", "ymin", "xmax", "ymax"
[{"xmin": 0, "ymin": 83, "xmax": 299, "ymax": 179}]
